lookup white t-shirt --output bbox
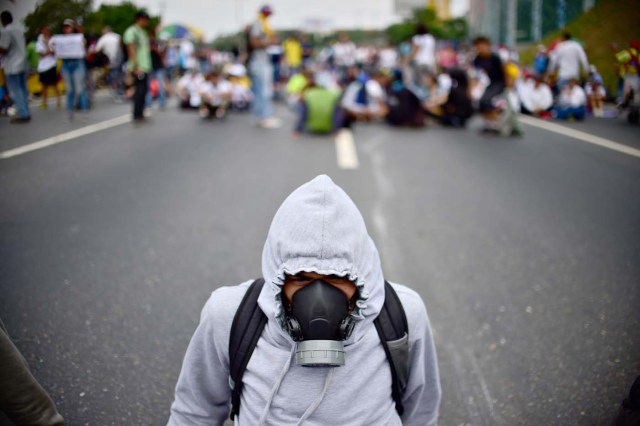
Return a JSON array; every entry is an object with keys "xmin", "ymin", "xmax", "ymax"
[
  {"xmin": 95, "ymin": 32, "xmax": 122, "ymax": 68},
  {"xmin": 333, "ymin": 41, "xmax": 356, "ymax": 67},
  {"xmin": 551, "ymin": 40, "xmax": 589, "ymax": 80},
  {"xmin": 36, "ymin": 34, "xmax": 56, "ymax": 72},
  {"xmin": 199, "ymin": 79, "xmax": 231, "ymax": 105},
  {"xmin": 379, "ymin": 48, "xmax": 398, "ymax": 69},
  {"xmin": 341, "ymin": 79, "xmax": 386, "ymax": 113},
  {"xmin": 0, "ymin": 23, "xmax": 27, "ymax": 74},
  {"xmin": 518, "ymin": 79, "xmax": 553, "ymax": 112},
  {"xmin": 177, "ymin": 72, "xmax": 205, "ymax": 106},
  {"xmin": 585, "ymin": 83, "xmax": 606, "ymax": 98},
  {"xmin": 559, "ymin": 85, "xmax": 587, "ymax": 108},
  {"xmin": 412, "ymin": 33, "xmax": 436, "ymax": 68}
]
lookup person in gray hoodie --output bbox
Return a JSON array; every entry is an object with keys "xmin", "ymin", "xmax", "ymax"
[{"xmin": 167, "ymin": 175, "xmax": 441, "ymax": 425}]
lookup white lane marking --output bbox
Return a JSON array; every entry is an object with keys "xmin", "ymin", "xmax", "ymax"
[
  {"xmin": 335, "ymin": 129, "xmax": 359, "ymax": 169},
  {"xmin": 1, "ymin": 114, "xmax": 131, "ymax": 160},
  {"xmin": 519, "ymin": 115, "xmax": 640, "ymax": 159}
]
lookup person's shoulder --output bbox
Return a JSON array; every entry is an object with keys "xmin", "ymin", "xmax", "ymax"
[
  {"xmin": 123, "ymin": 26, "xmax": 134, "ymax": 39},
  {"xmin": 199, "ymin": 280, "xmax": 254, "ymax": 324}
]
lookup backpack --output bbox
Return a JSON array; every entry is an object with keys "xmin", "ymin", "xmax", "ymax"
[{"xmin": 228, "ymin": 278, "xmax": 409, "ymax": 421}]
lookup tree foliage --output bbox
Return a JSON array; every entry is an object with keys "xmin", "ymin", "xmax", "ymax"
[
  {"xmin": 85, "ymin": 2, "xmax": 160, "ymax": 36},
  {"xmin": 23, "ymin": 0, "xmax": 160, "ymax": 41},
  {"xmin": 386, "ymin": 7, "xmax": 468, "ymax": 45},
  {"xmin": 23, "ymin": 0, "xmax": 93, "ymax": 41}
]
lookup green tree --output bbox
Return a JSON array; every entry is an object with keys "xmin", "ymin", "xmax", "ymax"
[
  {"xmin": 85, "ymin": 2, "xmax": 160, "ymax": 36},
  {"xmin": 23, "ymin": 0, "xmax": 93, "ymax": 41}
]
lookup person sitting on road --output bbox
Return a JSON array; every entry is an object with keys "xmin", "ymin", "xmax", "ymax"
[
  {"xmin": 552, "ymin": 79, "xmax": 587, "ymax": 121},
  {"xmin": 423, "ymin": 68, "xmax": 473, "ymax": 128},
  {"xmin": 225, "ymin": 63, "xmax": 253, "ymax": 111},
  {"xmin": 292, "ymin": 73, "xmax": 342, "ymax": 137},
  {"xmin": 176, "ymin": 69, "xmax": 204, "ymax": 109},
  {"xmin": 518, "ymin": 73, "xmax": 554, "ymax": 119},
  {"xmin": 198, "ymin": 69, "xmax": 231, "ymax": 119},
  {"xmin": 386, "ymin": 69, "xmax": 424, "ymax": 127},
  {"xmin": 167, "ymin": 175, "xmax": 441, "ymax": 425},
  {"xmin": 585, "ymin": 76, "xmax": 607, "ymax": 117},
  {"xmin": 472, "ymin": 36, "xmax": 506, "ymax": 132},
  {"xmin": 340, "ymin": 66, "xmax": 388, "ymax": 125}
]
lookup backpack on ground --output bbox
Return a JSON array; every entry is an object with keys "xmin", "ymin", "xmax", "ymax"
[{"xmin": 228, "ymin": 278, "xmax": 409, "ymax": 421}]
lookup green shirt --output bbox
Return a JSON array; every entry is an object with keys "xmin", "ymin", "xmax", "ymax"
[
  {"xmin": 304, "ymin": 88, "xmax": 340, "ymax": 133},
  {"xmin": 123, "ymin": 24, "xmax": 151, "ymax": 72}
]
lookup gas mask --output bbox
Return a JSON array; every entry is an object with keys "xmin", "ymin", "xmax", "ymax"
[{"xmin": 284, "ymin": 279, "xmax": 356, "ymax": 367}]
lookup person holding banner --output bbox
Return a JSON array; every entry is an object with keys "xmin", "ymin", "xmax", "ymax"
[{"xmin": 50, "ymin": 19, "xmax": 89, "ymax": 121}]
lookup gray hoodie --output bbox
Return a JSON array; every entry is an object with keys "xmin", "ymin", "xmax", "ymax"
[{"xmin": 168, "ymin": 175, "xmax": 441, "ymax": 425}]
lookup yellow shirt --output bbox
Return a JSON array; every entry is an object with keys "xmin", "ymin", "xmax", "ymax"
[{"xmin": 283, "ymin": 38, "xmax": 302, "ymax": 68}]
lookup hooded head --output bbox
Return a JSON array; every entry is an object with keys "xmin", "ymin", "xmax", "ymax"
[{"xmin": 258, "ymin": 175, "xmax": 386, "ymax": 345}]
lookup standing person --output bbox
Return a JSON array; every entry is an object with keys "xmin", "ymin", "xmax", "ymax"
[
  {"xmin": 282, "ymin": 33, "xmax": 302, "ymax": 75},
  {"xmin": 50, "ymin": 19, "xmax": 89, "ymax": 121},
  {"xmin": 549, "ymin": 32, "xmax": 589, "ymax": 89},
  {"xmin": 0, "ymin": 11, "xmax": 31, "ymax": 123},
  {"xmin": 333, "ymin": 33, "xmax": 357, "ymax": 83},
  {"xmin": 167, "ymin": 175, "xmax": 441, "ymax": 425},
  {"xmin": 247, "ymin": 4, "xmax": 281, "ymax": 129},
  {"xmin": 146, "ymin": 28, "xmax": 168, "ymax": 110},
  {"xmin": 36, "ymin": 26, "xmax": 61, "ymax": 109},
  {"xmin": 94, "ymin": 26, "xmax": 123, "ymax": 94},
  {"xmin": 123, "ymin": 10, "xmax": 152, "ymax": 122},
  {"xmin": 412, "ymin": 24, "xmax": 437, "ymax": 81}
]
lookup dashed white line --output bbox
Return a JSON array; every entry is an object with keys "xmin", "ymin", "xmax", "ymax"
[
  {"xmin": 1, "ymin": 114, "xmax": 131, "ymax": 160},
  {"xmin": 334, "ymin": 129, "xmax": 359, "ymax": 169},
  {"xmin": 519, "ymin": 115, "xmax": 640, "ymax": 159}
]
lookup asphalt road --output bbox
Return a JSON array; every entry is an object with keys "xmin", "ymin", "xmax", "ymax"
[{"xmin": 1, "ymin": 95, "xmax": 639, "ymax": 426}]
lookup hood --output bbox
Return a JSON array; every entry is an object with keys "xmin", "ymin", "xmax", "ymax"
[{"xmin": 258, "ymin": 175, "xmax": 385, "ymax": 345}]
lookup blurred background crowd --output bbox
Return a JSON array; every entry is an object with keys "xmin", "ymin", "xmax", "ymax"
[{"xmin": 1, "ymin": 0, "xmax": 638, "ymax": 130}]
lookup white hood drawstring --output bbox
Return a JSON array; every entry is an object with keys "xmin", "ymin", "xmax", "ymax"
[
  {"xmin": 257, "ymin": 345, "xmax": 296, "ymax": 426},
  {"xmin": 296, "ymin": 368, "xmax": 336, "ymax": 426}
]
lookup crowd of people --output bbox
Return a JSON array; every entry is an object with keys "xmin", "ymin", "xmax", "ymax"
[{"xmin": 2, "ymin": 5, "xmax": 638, "ymax": 132}]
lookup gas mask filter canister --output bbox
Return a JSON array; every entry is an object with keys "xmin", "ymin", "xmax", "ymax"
[{"xmin": 284, "ymin": 279, "xmax": 355, "ymax": 367}]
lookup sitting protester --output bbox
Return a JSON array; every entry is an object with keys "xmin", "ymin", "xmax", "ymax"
[
  {"xmin": 225, "ymin": 64, "xmax": 253, "ymax": 111},
  {"xmin": 198, "ymin": 70, "xmax": 232, "ymax": 119},
  {"xmin": 553, "ymin": 79, "xmax": 587, "ymax": 121},
  {"xmin": 518, "ymin": 73, "xmax": 554, "ymax": 118},
  {"xmin": 386, "ymin": 69, "xmax": 424, "ymax": 127},
  {"xmin": 176, "ymin": 70, "xmax": 205, "ymax": 109},
  {"xmin": 341, "ymin": 69, "xmax": 387, "ymax": 124},
  {"xmin": 292, "ymin": 74, "xmax": 342, "ymax": 136},
  {"xmin": 423, "ymin": 68, "xmax": 473, "ymax": 128},
  {"xmin": 585, "ymin": 77, "xmax": 606, "ymax": 117}
]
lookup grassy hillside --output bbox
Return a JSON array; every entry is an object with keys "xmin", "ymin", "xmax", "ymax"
[{"xmin": 519, "ymin": 0, "xmax": 640, "ymax": 95}]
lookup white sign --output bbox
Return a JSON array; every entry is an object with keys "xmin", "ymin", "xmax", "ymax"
[{"xmin": 50, "ymin": 34, "xmax": 85, "ymax": 59}]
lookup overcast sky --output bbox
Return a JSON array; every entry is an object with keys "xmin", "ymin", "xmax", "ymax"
[{"xmin": 95, "ymin": 0, "xmax": 469, "ymax": 40}]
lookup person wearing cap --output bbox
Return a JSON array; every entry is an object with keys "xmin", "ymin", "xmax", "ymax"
[
  {"xmin": 49, "ymin": 18, "xmax": 89, "ymax": 120},
  {"xmin": 123, "ymin": 10, "xmax": 152, "ymax": 122},
  {"xmin": 247, "ymin": 4, "xmax": 282, "ymax": 129},
  {"xmin": 167, "ymin": 175, "xmax": 441, "ymax": 425},
  {"xmin": 0, "ymin": 11, "xmax": 31, "ymax": 123}
]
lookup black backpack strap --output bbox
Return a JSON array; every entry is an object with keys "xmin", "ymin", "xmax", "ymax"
[
  {"xmin": 228, "ymin": 278, "xmax": 267, "ymax": 421},
  {"xmin": 374, "ymin": 281, "xmax": 410, "ymax": 417}
]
